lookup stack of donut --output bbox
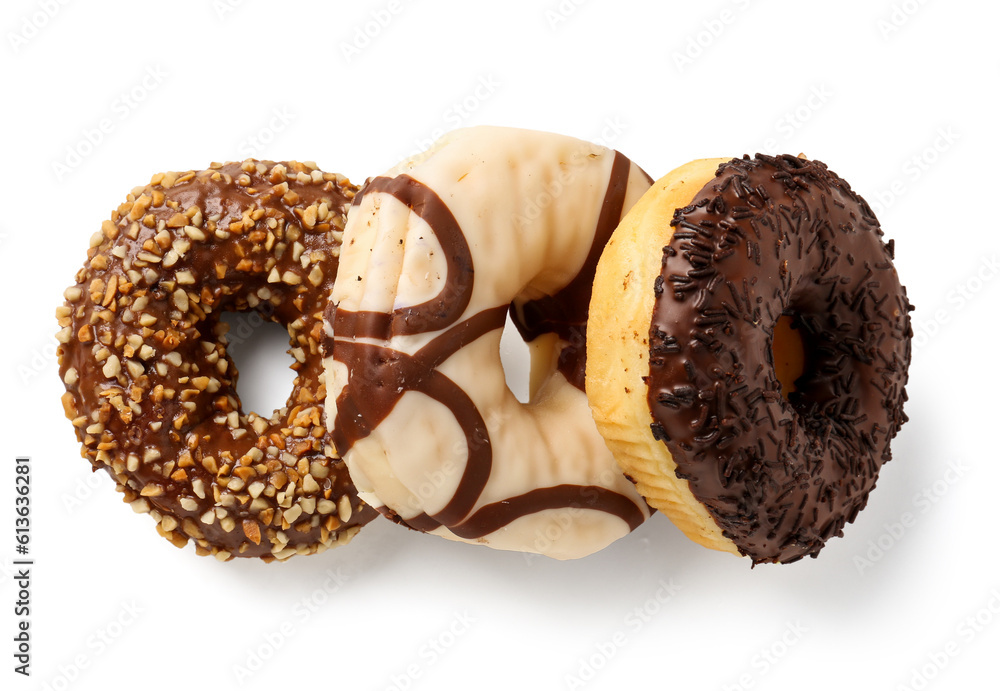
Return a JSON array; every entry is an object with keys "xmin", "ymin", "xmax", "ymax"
[{"xmin": 57, "ymin": 127, "xmax": 912, "ymax": 565}]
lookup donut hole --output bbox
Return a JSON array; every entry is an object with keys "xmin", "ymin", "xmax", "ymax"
[
  {"xmin": 772, "ymin": 314, "xmax": 807, "ymax": 402},
  {"xmin": 499, "ymin": 312, "xmax": 531, "ymax": 403},
  {"xmin": 220, "ymin": 311, "xmax": 297, "ymax": 417}
]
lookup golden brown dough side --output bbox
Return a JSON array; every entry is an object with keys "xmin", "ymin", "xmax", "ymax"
[{"xmin": 586, "ymin": 158, "xmax": 739, "ymax": 556}]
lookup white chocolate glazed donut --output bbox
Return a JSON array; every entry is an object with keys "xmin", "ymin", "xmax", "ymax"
[{"xmin": 322, "ymin": 126, "xmax": 653, "ymax": 559}]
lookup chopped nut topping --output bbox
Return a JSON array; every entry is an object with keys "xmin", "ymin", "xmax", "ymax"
[
  {"xmin": 102, "ymin": 355, "xmax": 121, "ymax": 378},
  {"xmin": 242, "ymin": 519, "xmax": 261, "ymax": 545}
]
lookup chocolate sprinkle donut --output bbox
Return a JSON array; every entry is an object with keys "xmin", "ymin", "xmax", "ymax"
[
  {"xmin": 56, "ymin": 160, "xmax": 376, "ymax": 561},
  {"xmin": 647, "ymin": 154, "xmax": 913, "ymax": 564}
]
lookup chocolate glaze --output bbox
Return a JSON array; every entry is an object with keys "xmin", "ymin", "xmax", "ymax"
[
  {"xmin": 647, "ymin": 154, "xmax": 912, "ymax": 564},
  {"xmin": 57, "ymin": 161, "xmax": 376, "ymax": 560},
  {"xmin": 327, "ymin": 165, "xmax": 647, "ymax": 538}
]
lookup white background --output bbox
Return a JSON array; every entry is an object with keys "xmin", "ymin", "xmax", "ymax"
[{"xmin": 2, "ymin": 1, "xmax": 999, "ymax": 689}]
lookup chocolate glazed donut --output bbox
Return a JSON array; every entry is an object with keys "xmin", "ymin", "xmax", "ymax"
[
  {"xmin": 647, "ymin": 155, "xmax": 913, "ymax": 563},
  {"xmin": 57, "ymin": 161, "xmax": 376, "ymax": 561}
]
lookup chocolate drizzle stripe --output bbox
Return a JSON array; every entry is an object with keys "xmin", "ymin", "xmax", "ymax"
[
  {"xmin": 335, "ymin": 175, "xmax": 473, "ymax": 340},
  {"xmin": 406, "ymin": 484, "xmax": 646, "ymax": 538},
  {"xmin": 510, "ymin": 151, "xmax": 634, "ymax": 390},
  {"xmin": 413, "ymin": 304, "xmax": 509, "ymax": 371}
]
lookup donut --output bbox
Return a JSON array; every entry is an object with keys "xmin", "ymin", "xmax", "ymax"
[
  {"xmin": 323, "ymin": 126, "xmax": 653, "ymax": 559},
  {"xmin": 56, "ymin": 160, "xmax": 377, "ymax": 561},
  {"xmin": 587, "ymin": 154, "xmax": 913, "ymax": 564}
]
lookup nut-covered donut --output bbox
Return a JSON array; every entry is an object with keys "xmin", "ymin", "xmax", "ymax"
[
  {"xmin": 587, "ymin": 154, "xmax": 912, "ymax": 564},
  {"xmin": 324, "ymin": 126, "xmax": 653, "ymax": 559},
  {"xmin": 56, "ymin": 160, "xmax": 377, "ymax": 561}
]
